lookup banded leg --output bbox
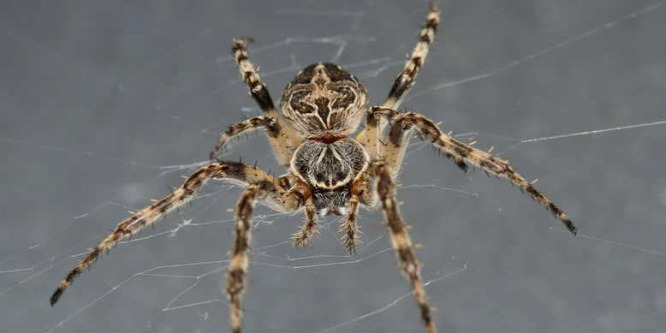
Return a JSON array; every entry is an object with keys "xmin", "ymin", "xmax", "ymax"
[
  {"xmin": 339, "ymin": 194, "xmax": 361, "ymax": 254},
  {"xmin": 291, "ymin": 197, "xmax": 320, "ymax": 247},
  {"xmin": 384, "ymin": 1, "xmax": 441, "ymax": 109},
  {"xmin": 381, "ymin": 110, "xmax": 577, "ymax": 234},
  {"xmin": 375, "ymin": 106, "xmax": 467, "ymax": 176},
  {"xmin": 50, "ymin": 162, "xmax": 300, "ymax": 306},
  {"xmin": 210, "ymin": 116, "xmax": 278, "ymax": 160},
  {"xmin": 374, "ymin": 162, "xmax": 436, "ymax": 333},
  {"xmin": 339, "ymin": 177, "xmax": 368, "ymax": 254},
  {"xmin": 227, "ymin": 185, "xmax": 267, "ymax": 333},
  {"xmin": 357, "ymin": 1, "xmax": 441, "ymax": 160},
  {"xmin": 231, "ymin": 38, "xmax": 302, "ymax": 167}
]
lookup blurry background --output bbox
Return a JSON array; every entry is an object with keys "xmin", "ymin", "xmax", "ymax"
[{"xmin": 1, "ymin": 0, "xmax": 666, "ymax": 332}]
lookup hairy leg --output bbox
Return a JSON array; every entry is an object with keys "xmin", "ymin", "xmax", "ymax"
[
  {"xmin": 338, "ymin": 177, "xmax": 369, "ymax": 253},
  {"xmin": 379, "ymin": 109, "xmax": 577, "ymax": 234},
  {"xmin": 230, "ymin": 38, "xmax": 302, "ymax": 167},
  {"xmin": 210, "ymin": 116, "xmax": 278, "ymax": 161},
  {"xmin": 50, "ymin": 162, "xmax": 301, "ymax": 306},
  {"xmin": 374, "ymin": 162, "xmax": 436, "ymax": 333},
  {"xmin": 227, "ymin": 185, "xmax": 267, "ymax": 333},
  {"xmin": 375, "ymin": 106, "xmax": 467, "ymax": 176},
  {"xmin": 383, "ymin": 1, "xmax": 441, "ymax": 109},
  {"xmin": 291, "ymin": 197, "xmax": 319, "ymax": 247},
  {"xmin": 339, "ymin": 194, "xmax": 361, "ymax": 254},
  {"xmin": 357, "ymin": 2, "xmax": 441, "ymax": 160}
]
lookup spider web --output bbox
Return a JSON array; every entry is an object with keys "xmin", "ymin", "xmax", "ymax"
[{"xmin": 1, "ymin": 0, "xmax": 666, "ymax": 332}]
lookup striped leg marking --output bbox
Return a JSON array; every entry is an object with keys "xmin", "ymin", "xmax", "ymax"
[
  {"xmin": 50, "ymin": 162, "xmax": 299, "ymax": 306},
  {"xmin": 211, "ymin": 116, "xmax": 279, "ymax": 161},
  {"xmin": 231, "ymin": 39, "xmax": 301, "ymax": 167},
  {"xmin": 339, "ymin": 177, "xmax": 368, "ymax": 254},
  {"xmin": 375, "ymin": 162, "xmax": 437, "ymax": 333},
  {"xmin": 382, "ymin": 110, "xmax": 577, "ymax": 234},
  {"xmin": 227, "ymin": 185, "xmax": 266, "ymax": 333}
]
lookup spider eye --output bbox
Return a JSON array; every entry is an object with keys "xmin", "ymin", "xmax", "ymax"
[
  {"xmin": 289, "ymin": 90, "xmax": 314, "ymax": 114},
  {"xmin": 332, "ymin": 86, "xmax": 356, "ymax": 109}
]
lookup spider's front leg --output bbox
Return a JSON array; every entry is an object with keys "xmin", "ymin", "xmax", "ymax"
[
  {"xmin": 226, "ymin": 38, "xmax": 302, "ymax": 167},
  {"xmin": 373, "ymin": 162, "xmax": 436, "ymax": 333},
  {"xmin": 378, "ymin": 108, "xmax": 578, "ymax": 234},
  {"xmin": 49, "ymin": 162, "xmax": 301, "ymax": 306}
]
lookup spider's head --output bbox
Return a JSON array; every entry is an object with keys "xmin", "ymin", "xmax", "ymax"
[{"xmin": 280, "ymin": 63, "xmax": 368, "ymax": 138}]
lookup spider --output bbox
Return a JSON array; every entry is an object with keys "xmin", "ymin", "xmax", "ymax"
[{"xmin": 50, "ymin": 2, "xmax": 577, "ymax": 332}]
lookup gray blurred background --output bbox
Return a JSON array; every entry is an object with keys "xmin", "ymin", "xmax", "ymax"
[{"xmin": 2, "ymin": 0, "xmax": 666, "ymax": 332}]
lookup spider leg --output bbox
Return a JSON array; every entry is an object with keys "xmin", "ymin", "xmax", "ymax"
[
  {"xmin": 374, "ymin": 106, "xmax": 467, "ymax": 176},
  {"xmin": 227, "ymin": 184, "xmax": 268, "ymax": 333},
  {"xmin": 339, "ymin": 194, "xmax": 361, "ymax": 254},
  {"xmin": 210, "ymin": 116, "xmax": 278, "ymax": 161},
  {"xmin": 291, "ymin": 196, "xmax": 319, "ymax": 247},
  {"xmin": 383, "ymin": 1, "xmax": 441, "ymax": 110},
  {"xmin": 380, "ymin": 109, "xmax": 577, "ymax": 235},
  {"xmin": 338, "ymin": 177, "xmax": 368, "ymax": 254},
  {"xmin": 50, "ymin": 162, "xmax": 301, "ymax": 306},
  {"xmin": 231, "ymin": 38, "xmax": 302, "ymax": 167},
  {"xmin": 357, "ymin": 1, "xmax": 441, "ymax": 160},
  {"xmin": 374, "ymin": 162, "xmax": 436, "ymax": 333}
]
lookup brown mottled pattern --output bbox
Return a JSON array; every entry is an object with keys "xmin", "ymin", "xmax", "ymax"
[
  {"xmin": 284, "ymin": 63, "xmax": 360, "ymax": 90},
  {"xmin": 280, "ymin": 63, "xmax": 367, "ymax": 137}
]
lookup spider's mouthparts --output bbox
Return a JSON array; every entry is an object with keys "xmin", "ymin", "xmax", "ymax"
[{"xmin": 318, "ymin": 206, "xmax": 348, "ymax": 216}]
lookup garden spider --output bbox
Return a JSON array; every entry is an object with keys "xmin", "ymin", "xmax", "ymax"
[{"xmin": 50, "ymin": 2, "xmax": 577, "ymax": 332}]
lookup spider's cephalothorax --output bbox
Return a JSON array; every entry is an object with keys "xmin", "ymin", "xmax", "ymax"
[
  {"xmin": 280, "ymin": 63, "xmax": 368, "ymax": 137},
  {"xmin": 51, "ymin": 3, "xmax": 577, "ymax": 333},
  {"xmin": 291, "ymin": 138, "xmax": 369, "ymax": 215}
]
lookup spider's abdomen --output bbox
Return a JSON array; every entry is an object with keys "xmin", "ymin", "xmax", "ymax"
[
  {"xmin": 291, "ymin": 138, "xmax": 369, "ymax": 213},
  {"xmin": 279, "ymin": 63, "xmax": 368, "ymax": 137}
]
